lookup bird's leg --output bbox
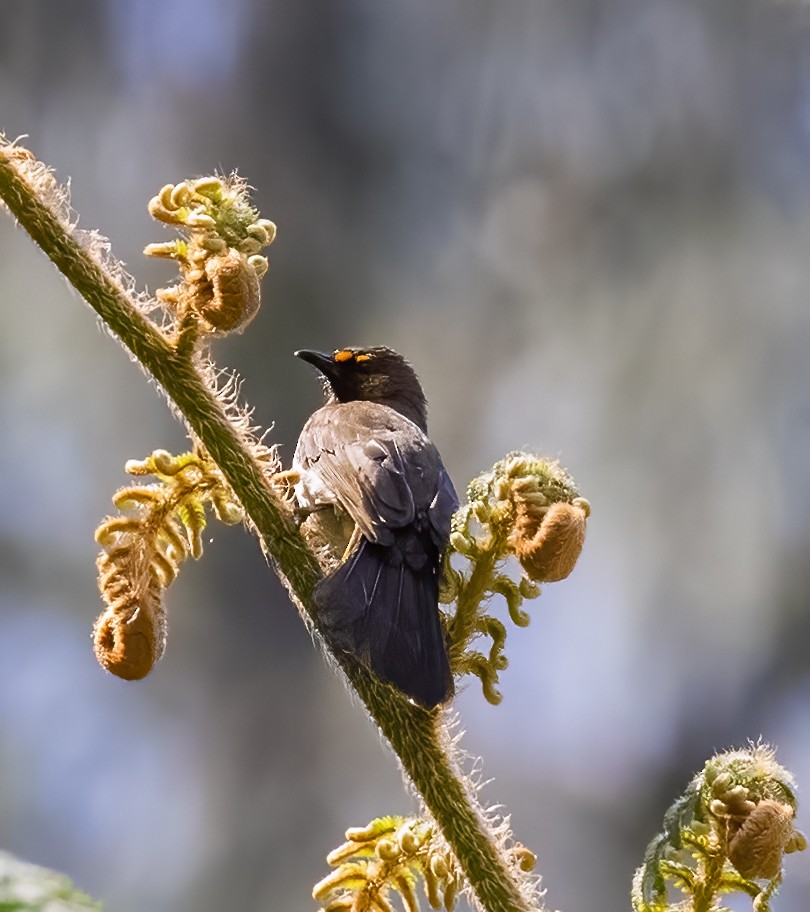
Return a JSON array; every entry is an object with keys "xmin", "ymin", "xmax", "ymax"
[{"xmin": 341, "ymin": 524, "xmax": 363, "ymax": 562}]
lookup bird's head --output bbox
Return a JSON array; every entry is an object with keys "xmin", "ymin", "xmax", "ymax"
[{"xmin": 295, "ymin": 346, "xmax": 428, "ymax": 431}]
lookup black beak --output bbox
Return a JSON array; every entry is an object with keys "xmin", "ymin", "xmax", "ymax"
[{"xmin": 295, "ymin": 349, "xmax": 335, "ymax": 376}]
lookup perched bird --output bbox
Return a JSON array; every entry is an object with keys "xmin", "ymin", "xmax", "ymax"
[{"xmin": 293, "ymin": 346, "xmax": 458, "ymax": 707}]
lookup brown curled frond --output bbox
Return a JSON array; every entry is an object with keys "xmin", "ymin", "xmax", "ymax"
[
  {"xmin": 92, "ymin": 449, "xmax": 244, "ymax": 680},
  {"xmin": 200, "ymin": 247, "xmax": 261, "ymax": 332},
  {"xmin": 144, "ymin": 175, "xmax": 275, "ymax": 341},
  {"xmin": 93, "ymin": 548, "xmax": 166, "ymax": 680},
  {"xmin": 727, "ymin": 799, "xmax": 798, "ymax": 881},
  {"xmin": 510, "ymin": 499, "xmax": 589, "ymax": 583}
]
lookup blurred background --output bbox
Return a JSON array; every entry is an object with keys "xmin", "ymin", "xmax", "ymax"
[{"xmin": 1, "ymin": 1, "xmax": 810, "ymax": 910}]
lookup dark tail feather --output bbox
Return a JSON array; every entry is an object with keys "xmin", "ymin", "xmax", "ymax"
[{"xmin": 313, "ymin": 539, "xmax": 453, "ymax": 708}]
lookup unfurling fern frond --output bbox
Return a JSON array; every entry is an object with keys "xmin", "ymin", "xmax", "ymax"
[
  {"xmin": 314, "ymin": 815, "xmax": 536, "ymax": 912},
  {"xmin": 93, "ymin": 448, "xmax": 243, "ymax": 679}
]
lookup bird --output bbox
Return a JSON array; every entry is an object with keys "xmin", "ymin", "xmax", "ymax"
[{"xmin": 292, "ymin": 346, "xmax": 458, "ymax": 708}]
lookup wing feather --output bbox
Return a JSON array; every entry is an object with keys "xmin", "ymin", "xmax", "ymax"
[{"xmin": 294, "ymin": 401, "xmax": 455, "ymax": 544}]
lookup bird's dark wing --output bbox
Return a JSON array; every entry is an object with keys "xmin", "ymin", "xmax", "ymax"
[
  {"xmin": 295, "ymin": 401, "xmax": 449, "ymax": 546},
  {"xmin": 428, "ymin": 466, "xmax": 459, "ymax": 547},
  {"xmin": 314, "ymin": 534, "xmax": 454, "ymax": 707}
]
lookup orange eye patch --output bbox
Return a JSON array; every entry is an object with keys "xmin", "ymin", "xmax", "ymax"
[{"xmin": 334, "ymin": 350, "xmax": 372, "ymax": 363}]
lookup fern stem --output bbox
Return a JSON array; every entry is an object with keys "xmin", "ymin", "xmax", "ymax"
[
  {"xmin": 449, "ymin": 544, "xmax": 500, "ymax": 660},
  {"xmin": 691, "ymin": 853, "xmax": 725, "ymax": 912},
  {"xmin": 0, "ymin": 146, "xmax": 532, "ymax": 912}
]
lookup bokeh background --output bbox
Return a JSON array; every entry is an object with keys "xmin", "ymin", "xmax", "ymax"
[{"xmin": 2, "ymin": 2, "xmax": 810, "ymax": 910}]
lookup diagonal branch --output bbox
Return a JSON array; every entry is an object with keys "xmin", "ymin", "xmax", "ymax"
[{"xmin": 0, "ymin": 140, "xmax": 534, "ymax": 912}]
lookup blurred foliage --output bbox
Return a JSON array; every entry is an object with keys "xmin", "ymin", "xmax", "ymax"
[{"xmin": 0, "ymin": 852, "xmax": 100, "ymax": 912}]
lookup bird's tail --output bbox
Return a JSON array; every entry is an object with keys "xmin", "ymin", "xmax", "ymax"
[{"xmin": 313, "ymin": 537, "xmax": 453, "ymax": 708}]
